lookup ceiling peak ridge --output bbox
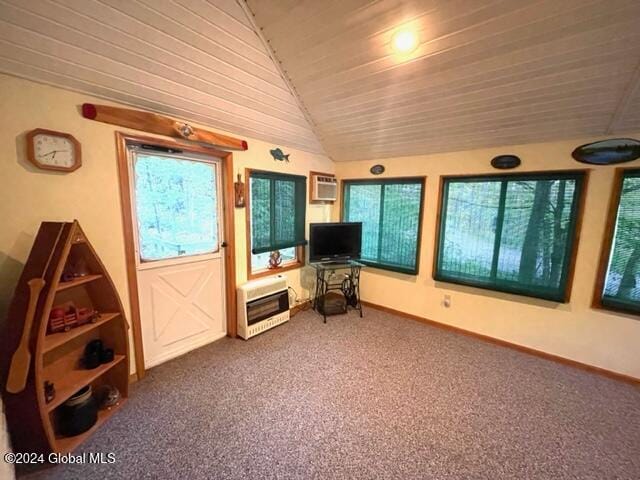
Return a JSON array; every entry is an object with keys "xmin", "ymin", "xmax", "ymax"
[
  {"xmin": 237, "ymin": 0, "xmax": 330, "ymax": 158},
  {"xmin": 606, "ymin": 55, "xmax": 640, "ymax": 134}
]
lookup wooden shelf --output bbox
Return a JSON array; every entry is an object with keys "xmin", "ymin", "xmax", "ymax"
[
  {"xmin": 43, "ymin": 313, "xmax": 120, "ymax": 353},
  {"xmin": 2, "ymin": 221, "xmax": 129, "ymax": 455},
  {"xmin": 56, "ymin": 274, "xmax": 103, "ymax": 291},
  {"xmin": 45, "ymin": 355, "xmax": 125, "ymax": 412},
  {"xmin": 54, "ymin": 399, "xmax": 127, "ymax": 453}
]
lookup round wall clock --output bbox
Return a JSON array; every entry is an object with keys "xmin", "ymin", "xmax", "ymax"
[{"xmin": 26, "ymin": 128, "xmax": 82, "ymax": 172}]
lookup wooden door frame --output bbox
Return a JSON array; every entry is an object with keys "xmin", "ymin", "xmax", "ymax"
[{"xmin": 115, "ymin": 131, "xmax": 237, "ymax": 380}]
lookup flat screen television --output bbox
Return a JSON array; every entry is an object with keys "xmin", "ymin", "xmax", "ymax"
[{"xmin": 309, "ymin": 222, "xmax": 362, "ymax": 262}]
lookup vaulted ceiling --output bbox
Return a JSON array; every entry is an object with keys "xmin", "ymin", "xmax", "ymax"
[
  {"xmin": 247, "ymin": 0, "xmax": 640, "ymax": 161},
  {"xmin": 0, "ymin": 0, "xmax": 324, "ymax": 153},
  {"xmin": 1, "ymin": 1, "xmax": 639, "ymax": 161}
]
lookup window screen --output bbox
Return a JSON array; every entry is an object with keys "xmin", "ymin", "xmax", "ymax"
[
  {"xmin": 343, "ymin": 178, "xmax": 425, "ymax": 274},
  {"xmin": 600, "ymin": 169, "xmax": 640, "ymax": 313},
  {"xmin": 435, "ymin": 172, "xmax": 585, "ymax": 301},
  {"xmin": 249, "ymin": 171, "xmax": 306, "ymax": 254}
]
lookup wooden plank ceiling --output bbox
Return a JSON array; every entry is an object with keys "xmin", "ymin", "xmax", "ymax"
[
  {"xmin": 1, "ymin": 0, "xmax": 639, "ymax": 161},
  {"xmin": 247, "ymin": 0, "xmax": 640, "ymax": 161},
  {"xmin": 0, "ymin": 0, "xmax": 324, "ymax": 154}
]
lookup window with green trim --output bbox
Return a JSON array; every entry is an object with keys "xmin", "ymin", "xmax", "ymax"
[
  {"xmin": 248, "ymin": 170, "xmax": 306, "ymax": 275},
  {"xmin": 599, "ymin": 169, "xmax": 640, "ymax": 314},
  {"xmin": 342, "ymin": 178, "xmax": 425, "ymax": 274},
  {"xmin": 434, "ymin": 172, "xmax": 585, "ymax": 302}
]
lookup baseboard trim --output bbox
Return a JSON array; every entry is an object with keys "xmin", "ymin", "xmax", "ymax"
[
  {"xmin": 361, "ymin": 301, "xmax": 640, "ymax": 386},
  {"xmin": 291, "ymin": 300, "xmax": 311, "ymax": 316},
  {"xmin": 129, "ymin": 373, "xmax": 138, "ymax": 384}
]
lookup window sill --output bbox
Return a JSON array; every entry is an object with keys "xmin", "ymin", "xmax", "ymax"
[
  {"xmin": 433, "ymin": 273, "xmax": 566, "ymax": 303},
  {"xmin": 248, "ymin": 260, "xmax": 304, "ymax": 280},
  {"xmin": 359, "ymin": 259, "xmax": 419, "ymax": 276},
  {"xmin": 593, "ymin": 299, "xmax": 640, "ymax": 317}
]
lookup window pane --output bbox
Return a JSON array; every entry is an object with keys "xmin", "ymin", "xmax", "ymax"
[
  {"xmin": 495, "ymin": 180, "xmax": 535, "ymax": 282},
  {"xmin": 134, "ymin": 154, "xmax": 218, "ymax": 262},
  {"xmin": 380, "ymin": 183, "xmax": 422, "ymax": 269},
  {"xmin": 602, "ymin": 172, "xmax": 640, "ymax": 312},
  {"xmin": 250, "ymin": 247, "xmax": 297, "ymax": 273},
  {"xmin": 345, "ymin": 184, "xmax": 381, "ymax": 261},
  {"xmin": 496, "ymin": 179, "xmax": 576, "ymax": 294},
  {"xmin": 274, "ymin": 179, "xmax": 295, "ymax": 245},
  {"xmin": 344, "ymin": 179, "xmax": 423, "ymax": 274},
  {"xmin": 440, "ymin": 181, "xmax": 500, "ymax": 281},
  {"xmin": 436, "ymin": 173, "xmax": 582, "ymax": 301},
  {"xmin": 250, "ymin": 177, "xmax": 272, "ymax": 252},
  {"xmin": 250, "ymin": 172, "xmax": 306, "ymax": 254}
]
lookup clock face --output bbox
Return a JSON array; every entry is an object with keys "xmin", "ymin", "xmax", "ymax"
[
  {"xmin": 27, "ymin": 129, "xmax": 81, "ymax": 172},
  {"xmin": 34, "ymin": 134, "xmax": 75, "ymax": 168}
]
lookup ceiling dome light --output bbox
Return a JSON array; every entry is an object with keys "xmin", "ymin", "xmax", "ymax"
[{"xmin": 392, "ymin": 30, "xmax": 418, "ymax": 54}]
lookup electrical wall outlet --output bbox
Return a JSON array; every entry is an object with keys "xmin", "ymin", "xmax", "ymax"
[{"xmin": 443, "ymin": 295, "xmax": 451, "ymax": 308}]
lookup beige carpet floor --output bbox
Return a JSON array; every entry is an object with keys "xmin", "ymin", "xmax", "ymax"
[{"xmin": 20, "ymin": 307, "xmax": 640, "ymax": 479}]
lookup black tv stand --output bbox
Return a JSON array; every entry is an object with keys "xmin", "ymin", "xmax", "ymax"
[{"xmin": 310, "ymin": 260, "xmax": 364, "ymax": 323}]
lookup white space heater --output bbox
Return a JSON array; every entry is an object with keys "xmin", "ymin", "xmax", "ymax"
[
  {"xmin": 311, "ymin": 174, "xmax": 338, "ymax": 202},
  {"xmin": 237, "ymin": 275, "xmax": 290, "ymax": 340}
]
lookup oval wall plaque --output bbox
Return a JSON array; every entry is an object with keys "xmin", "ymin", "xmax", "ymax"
[
  {"xmin": 490, "ymin": 154, "xmax": 521, "ymax": 170},
  {"xmin": 370, "ymin": 164, "xmax": 385, "ymax": 175},
  {"xmin": 572, "ymin": 138, "xmax": 640, "ymax": 165}
]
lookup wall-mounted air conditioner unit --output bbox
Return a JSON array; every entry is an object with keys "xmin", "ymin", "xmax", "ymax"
[{"xmin": 311, "ymin": 173, "xmax": 337, "ymax": 202}]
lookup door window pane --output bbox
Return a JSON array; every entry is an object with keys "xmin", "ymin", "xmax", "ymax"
[{"xmin": 134, "ymin": 154, "xmax": 218, "ymax": 261}]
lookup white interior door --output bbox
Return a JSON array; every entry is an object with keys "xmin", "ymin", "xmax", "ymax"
[{"xmin": 129, "ymin": 146, "xmax": 226, "ymax": 369}]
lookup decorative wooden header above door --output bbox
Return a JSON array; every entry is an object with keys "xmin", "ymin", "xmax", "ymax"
[{"xmin": 82, "ymin": 103, "xmax": 248, "ymax": 151}]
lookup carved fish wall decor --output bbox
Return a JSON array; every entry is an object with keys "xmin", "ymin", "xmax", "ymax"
[{"xmin": 270, "ymin": 148, "xmax": 290, "ymax": 162}]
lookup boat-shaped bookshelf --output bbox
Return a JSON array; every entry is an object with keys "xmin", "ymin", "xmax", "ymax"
[{"xmin": 1, "ymin": 221, "xmax": 129, "ymax": 454}]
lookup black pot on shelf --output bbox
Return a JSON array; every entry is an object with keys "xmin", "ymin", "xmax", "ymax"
[{"xmin": 58, "ymin": 385, "xmax": 98, "ymax": 437}]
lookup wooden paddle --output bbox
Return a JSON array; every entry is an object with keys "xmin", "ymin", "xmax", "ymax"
[
  {"xmin": 6, "ymin": 224, "xmax": 63, "ymax": 394},
  {"xmin": 6, "ymin": 278, "xmax": 46, "ymax": 393},
  {"xmin": 81, "ymin": 103, "xmax": 248, "ymax": 151}
]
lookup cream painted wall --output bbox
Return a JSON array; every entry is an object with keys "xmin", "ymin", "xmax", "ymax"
[
  {"xmin": 0, "ymin": 74, "xmax": 333, "ymax": 374},
  {"xmin": 1, "ymin": 72, "xmax": 638, "ymax": 385},
  {"xmin": 334, "ymin": 135, "xmax": 640, "ymax": 379}
]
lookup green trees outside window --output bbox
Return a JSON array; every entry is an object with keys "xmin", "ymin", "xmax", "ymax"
[
  {"xmin": 435, "ymin": 172, "xmax": 585, "ymax": 301},
  {"xmin": 343, "ymin": 178, "xmax": 425, "ymax": 274},
  {"xmin": 600, "ymin": 169, "xmax": 640, "ymax": 313},
  {"xmin": 134, "ymin": 154, "xmax": 218, "ymax": 262},
  {"xmin": 249, "ymin": 170, "xmax": 306, "ymax": 255}
]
